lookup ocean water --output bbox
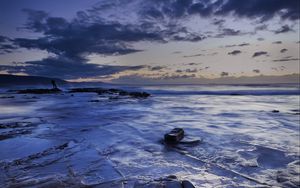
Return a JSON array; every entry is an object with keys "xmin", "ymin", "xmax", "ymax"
[{"xmin": 0, "ymin": 84, "xmax": 299, "ymax": 187}]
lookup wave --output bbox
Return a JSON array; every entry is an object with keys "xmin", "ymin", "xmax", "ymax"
[{"xmin": 146, "ymin": 89, "xmax": 300, "ymax": 96}]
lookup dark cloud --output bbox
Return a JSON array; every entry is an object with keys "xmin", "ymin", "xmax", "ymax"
[
  {"xmin": 238, "ymin": 43, "xmax": 250, "ymax": 47},
  {"xmin": 220, "ymin": 72, "xmax": 229, "ymax": 77},
  {"xmin": 228, "ymin": 50, "xmax": 242, "ymax": 55},
  {"xmin": 183, "ymin": 53, "xmax": 204, "ymax": 58},
  {"xmin": 212, "ymin": 18, "xmax": 225, "ymax": 25},
  {"xmin": 143, "ymin": 0, "xmax": 299, "ymax": 21},
  {"xmin": 253, "ymin": 69, "xmax": 260, "ymax": 73},
  {"xmin": 271, "ymin": 66, "xmax": 286, "ymax": 71},
  {"xmin": 149, "ymin": 66, "xmax": 165, "ymax": 71},
  {"xmin": 1, "ymin": 8, "xmax": 206, "ymax": 57},
  {"xmin": 224, "ymin": 43, "xmax": 250, "ymax": 48},
  {"xmin": 0, "ymin": 36, "xmax": 18, "ymax": 54},
  {"xmin": 272, "ymin": 41, "xmax": 282, "ymax": 44},
  {"xmin": 0, "ymin": 8, "xmax": 206, "ymax": 78},
  {"xmin": 274, "ymin": 25, "xmax": 294, "ymax": 34},
  {"xmin": 255, "ymin": 24, "xmax": 268, "ymax": 31},
  {"xmin": 273, "ymin": 57, "xmax": 300, "ymax": 62},
  {"xmin": 0, "ymin": 57, "xmax": 146, "ymax": 79},
  {"xmin": 215, "ymin": 28, "xmax": 242, "ymax": 38},
  {"xmin": 215, "ymin": 0, "xmax": 299, "ymax": 21},
  {"xmin": 176, "ymin": 69, "xmax": 183, "ymax": 73},
  {"xmin": 164, "ymin": 74, "xmax": 196, "ymax": 79},
  {"xmin": 185, "ymin": 68, "xmax": 197, "ymax": 73},
  {"xmin": 252, "ymin": 51, "xmax": 268, "ymax": 57},
  {"xmin": 257, "ymin": 37, "xmax": 265, "ymax": 41},
  {"xmin": 207, "ymin": 52, "xmax": 218, "ymax": 56},
  {"xmin": 280, "ymin": 48, "xmax": 288, "ymax": 53}
]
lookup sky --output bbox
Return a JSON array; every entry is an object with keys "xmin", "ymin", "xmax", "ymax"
[{"xmin": 0, "ymin": 0, "xmax": 299, "ymax": 83}]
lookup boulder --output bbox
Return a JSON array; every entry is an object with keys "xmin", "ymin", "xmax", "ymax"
[
  {"xmin": 164, "ymin": 128, "xmax": 185, "ymax": 144},
  {"xmin": 182, "ymin": 180, "xmax": 195, "ymax": 188}
]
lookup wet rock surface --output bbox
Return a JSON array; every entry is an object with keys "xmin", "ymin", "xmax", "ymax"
[
  {"xmin": 69, "ymin": 87, "xmax": 150, "ymax": 98},
  {"xmin": 15, "ymin": 88, "xmax": 62, "ymax": 94},
  {"xmin": 0, "ymin": 85, "xmax": 299, "ymax": 187}
]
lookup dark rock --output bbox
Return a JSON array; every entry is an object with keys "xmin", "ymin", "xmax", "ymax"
[
  {"xmin": 272, "ymin": 110, "xmax": 280, "ymax": 113},
  {"xmin": 119, "ymin": 91, "xmax": 129, "ymax": 96},
  {"xmin": 69, "ymin": 87, "xmax": 150, "ymax": 98},
  {"xmin": 17, "ymin": 88, "xmax": 61, "ymax": 94},
  {"xmin": 165, "ymin": 181, "xmax": 182, "ymax": 188},
  {"xmin": 129, "ymin": 92, "xmax": 150, "ymax": 98},
  {"xmin": 0, "ymin": 96, "xmax": 15, "ymax": 99},
  {"xmin": 182, "ymin": 180, "xmax": 195, "ymax": 188},
  {"xmin": 167, "ymin": 175, "xmax": 178, "ymax": 180},
  {"xmin": 89, "ymin": 100, "xmax": 100, "ymax": 102},
  {"xmin": 164, "ymin": 128, "xmax": 185, "ymax": 144},
  {"xmin": 69, "ymin": 87, "xmax": 106, "ymax": 93}
]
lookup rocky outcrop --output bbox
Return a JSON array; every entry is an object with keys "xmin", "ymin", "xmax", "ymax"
[{"xmin": 69, "ymin": 87, "xmax": 150, "ymax": 98}]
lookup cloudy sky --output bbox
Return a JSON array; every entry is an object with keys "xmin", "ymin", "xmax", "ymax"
[{"xmin": 0, "ymin": 0, "xmax": 299, "ymax": 83}]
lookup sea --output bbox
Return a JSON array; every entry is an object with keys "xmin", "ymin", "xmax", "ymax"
[{"xmin": 0, "ymin": 84, "xmax": 299, "ymax": 187}]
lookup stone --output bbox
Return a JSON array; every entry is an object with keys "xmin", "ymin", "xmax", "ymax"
[
  {"xmin": 17, "ymin": 88, "xmax": 61, "ymax": 94},
  {"xmin": 182, "ymin": 180, "xmax": 195, "ymax": 188},
  {"xmin": 272, "ymin": 110, "xmax": 280, "ymax": 113},
  {"xmin": 165, "ymin": 181, "xmax": 183, "ymax": 188},
  {"xmin": 164, "ymin": 128, "xmax": 185, "ymax": 144}
]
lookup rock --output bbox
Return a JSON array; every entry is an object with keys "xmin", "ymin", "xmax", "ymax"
[
  {"xmin": 69, "ymin": 87, "xmax": 150, "ymax": 98},
  {"xmin": 89, "ymin": 100, "xmax": 100, "ymax": 102},
  {"xmin": 182, "ymin": 180, "xmax": 195, "ymax": 188},
  {"xmin": 166, "ymin": 175, "xmax": 178, "ymax": 180},
  {"xmin": 0, "ymin": 96, "xmax": 14, "ymax": 99},
  {"xmin": 164, "ymin": 128, "xmax": 185, "ymax": 144},
  {"xmin": 129, "ymin": 92, "xmax": 150, "ymax": 98},
  {"xmin": 272, "ymin": 110, "xmax": 280, "ymax": 113},
  {"xmin": 17, "ymin": 88, "xmax": 61, "ymax": 94},
  {"xmin": 165, "ymin": 181, "xmax": 182, "ymax": 188}
]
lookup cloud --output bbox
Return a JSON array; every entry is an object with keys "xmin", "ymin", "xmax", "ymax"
[
  {"xmin": 223, "ymin": 43, "xmax": 250, "ymax": 48},
  {"xmin": 220, "ymin": 72, "xmax": 229, "ymax": 77},
  {"xmin": 257, "ymin": 37, "xmax": 265, "ymax": 41},
  {"xmin": 164, "ymin": 74, "xmax": 196, "ymax": 79},
  {"xmin": 274, "ymin": 25, "xmax": 294, "ymax": 34},
  {"xmin": 185, "ymin": 68, "xmax": 197, "ymax": 73},
  {"xmin": 273, "ymin": 57, "xmax": 300, "ymax": 62},
  {"xmin": 228, "ymin": 50, "xmax": 242, "ymax": 55},
  {"xmin": 255, "ymin": 24, "xmax": 268, "ymax": 31},
  {"xmin": 0, "ymin": 36, "xmax": 18, "ymax": 54},
  {"xmin": 149, "ymin": 66, "xmax": 165, "ymax": 71},
  {"xmin": 2, "ymin": 8, "xmax": 207, "ymax": 57},
  {"xmin": 172, "ymin": 51, "xmax": 182, "ymax": 54},
  {"xmin": 253, "ymin": 69, "xmax": 260, "ymax": 73},
  {"xmin": 142, "ymin": 0, "xmax": 299, "ymax": 21},
  {"xmin": 272, "ymin": 41, "xmax": 282, "ymax": 44},
  {"xmin": 0, "ymin": 8, "xmax": 206, "ymax": 79},
  {"xmin": 215, "ymin": 0, "xmax": 299, "ymax": 21},
  {"xmin": 252, "ymin": 51, "xmax": 268, "ymax": 57},
  {"xmin": 0, "ymin": 56, "xmax": 146, "ymax": 79},
  {"xmin": 215, "ymin": 28, "xmax": 242, "ymax": 38},
  {"xmin": 183, "ymin": 53, "xmax": 204, "ymax": 58},
  {"xmin": 280, "ymin": 48, "xmax": 288, "ymax": 53}
]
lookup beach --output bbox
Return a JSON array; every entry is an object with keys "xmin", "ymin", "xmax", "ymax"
[{"xmin": 0, "ymin": 84, "xmax": 299, "ymax": 187}]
